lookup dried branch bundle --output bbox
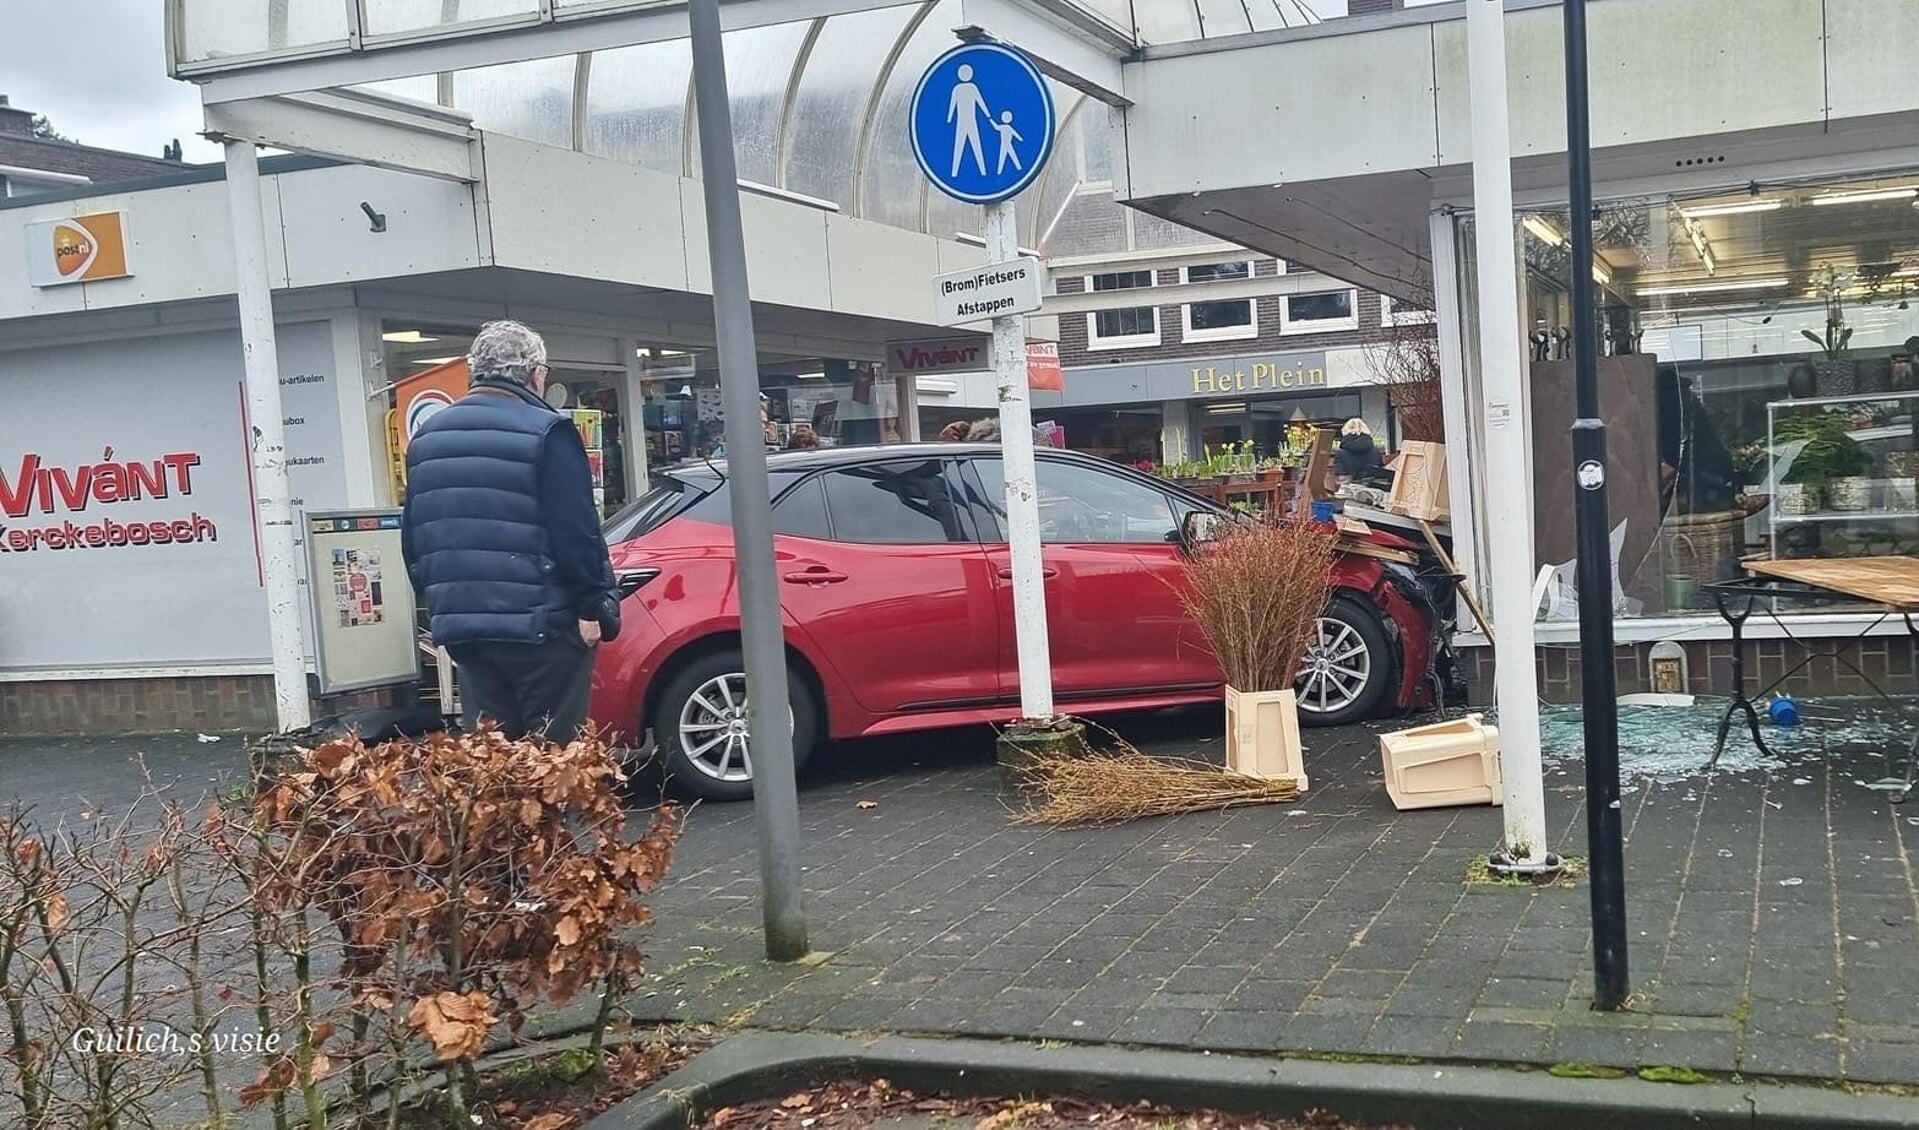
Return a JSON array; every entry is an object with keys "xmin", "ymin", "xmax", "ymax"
[
  {"xmin": 1012, "ymin": 747, "xmax": 1299, "ymax": 825},
  {"xmin": 1178, "ymin": 515, "xmax": 1337, "ymax": 693}
]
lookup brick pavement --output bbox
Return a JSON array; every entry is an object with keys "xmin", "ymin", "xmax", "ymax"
[{"xmin": 6, "ymin": 705, "xmax": 1919, "ymax": 1090}]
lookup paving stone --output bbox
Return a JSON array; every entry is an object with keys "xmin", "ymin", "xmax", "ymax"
[
  {"xmin": 1476, "ymin": 976, "xmax": 1573, "ymax": 1011},
  {"xmin": 1195, "ymin": 1010, "xmax": 1284, "ymax": 1052},
  {"xmin": 1844, "ymin": 1039, "xmax": 1919, "ymax": 1085},
  {"xmin": 1363, "ymin": 1016, "xmax": 1464, "ymax": 1059},
  {"xmin": 1451, "ymin": 1019, "xmax": 1553, "ymax": 1062},
  {"xmin": 1279, "ymin": 1012, "xmax": 1378, "ymax": 1053},
  {"xmin": 1113, "ymin": 1006, "xmax": 1213, "ymax": 1046},
  {"xmin": 1747, "ymin": 1000, "xmax": 1839, "ymax": 1038},
  {"xmin": 1741, "ymin": 1033, "xmax": 1842, "ymax": 1079},
  {"xmin": 1640, "ymin": 1027, "xmax": 1740, "ymax": 1073},
  {"xmin": 1549, "ymin": 1024, "xmax": 1648, "ymax": 1069},
  {"xmin": 1316, "ymin": 967, "xmax": 1406, "ymax": 1001}
]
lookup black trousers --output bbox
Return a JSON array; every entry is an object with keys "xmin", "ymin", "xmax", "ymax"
[{"xmin": 448, "ymin": 638, "xmax": 597, "ymax": 744}]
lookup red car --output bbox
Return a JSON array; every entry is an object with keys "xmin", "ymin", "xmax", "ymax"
[{"xmin": 592, "ymin": 444, "xmax": 1454, "ymax": 800}]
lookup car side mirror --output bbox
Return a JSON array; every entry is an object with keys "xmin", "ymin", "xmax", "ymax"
[{"xmin": 1180, "ymin": 511, "xmax": 1222, "ymax": 547}]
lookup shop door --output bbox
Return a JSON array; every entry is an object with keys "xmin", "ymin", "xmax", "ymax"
[{"xmin": 964, "ymin": 456, "xmax": 1219, "ymax": 702}]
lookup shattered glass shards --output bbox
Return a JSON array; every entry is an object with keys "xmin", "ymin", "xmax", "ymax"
[{"xmin": 1531, "ymin": 699, "xmax": 1917, "ymax": 785}]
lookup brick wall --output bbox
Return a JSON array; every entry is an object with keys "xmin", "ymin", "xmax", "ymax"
[
  {"xmin": 1, "ymin": 676, "xmax": 405, "ymax": 736},
  {"xmin": 1059, "ymin": 261, "xmax": 1381, "ymax": 368},
  {"xmin": 1458, "ymin": 636, "xmax": 1919, "ymax": 707}
]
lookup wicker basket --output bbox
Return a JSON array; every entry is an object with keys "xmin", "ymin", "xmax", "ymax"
[{"xmin": 1658, "ymin": 509, "xmax": 1746, "ymax": 587}]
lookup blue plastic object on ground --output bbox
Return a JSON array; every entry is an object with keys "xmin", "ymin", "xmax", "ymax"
[
  {"xmin": 1767, "ymin": 696, "xmax": 1800, "ymax": 727},
  {"xmin": 1311, "ymin": 500, "xmax": 1336, "ymax": 523}
]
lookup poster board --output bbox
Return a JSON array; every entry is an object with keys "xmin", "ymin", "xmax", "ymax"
[{"xmin": 305, "ymin": 508, "xmax": 420, "ymax": 694}]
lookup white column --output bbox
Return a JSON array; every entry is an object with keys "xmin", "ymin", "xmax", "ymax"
[
  {"xmin": 1465, "ymin": 0, "xmax": 1550, "ymax": 867},
  {"xmin": 619, "ymin": 339, "xmax": 650, "ymax": 500},
  {"xmin": 987, "ymin": 200, "xmax": 1055, "ymax": 721},
  {"xmin": 225, "ymin": 140, "xmax": 312, "ymax": 732}
]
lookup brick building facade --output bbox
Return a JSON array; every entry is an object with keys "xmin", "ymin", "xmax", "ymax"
[{"xmin": 0, "ymin": 95, "xmax": 186, "ymax": 198}]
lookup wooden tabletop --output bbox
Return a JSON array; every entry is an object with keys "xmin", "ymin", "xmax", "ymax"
[{"xmin": 1745, "ymin": 556, "xmax": 1919, "ymax": 611}]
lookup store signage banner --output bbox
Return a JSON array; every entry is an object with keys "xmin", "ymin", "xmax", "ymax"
[
  {"xmin": 1031, "ymin": 349, "xmax": 1330, "ymax": 409},
  {"xmin": 1026, "ymin": 341, "xmax": 1064, "ymax": 392},
  {"xmin": 887, "ymin": 339, "xmax": 988, "ymax": 377},
  {"xmin": 24, "ymin": 211, "xmax": 130, "ymax": 287},
  {"xmin": 0, "ymin": 323, "xmax": 349, "ymax": 673}
]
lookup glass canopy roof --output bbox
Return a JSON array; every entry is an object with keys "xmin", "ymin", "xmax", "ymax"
[{"xmin": 166, "ymin": 0, "xmax": 1404, "ymax": 250}]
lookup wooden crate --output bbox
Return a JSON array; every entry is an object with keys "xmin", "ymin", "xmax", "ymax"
[{"xmin": 1387, "ymin": 440, "xmax": 1450, "ymax": 522}]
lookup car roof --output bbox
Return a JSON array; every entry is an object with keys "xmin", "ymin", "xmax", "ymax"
[{"xmin": 666, "ymin": 443, "xmax": 1117, "ymax": 481}]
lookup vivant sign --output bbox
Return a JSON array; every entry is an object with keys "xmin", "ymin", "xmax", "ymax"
[{"xmin": 0, "ymin": 449, "xmax": 216, "ymax": 554}]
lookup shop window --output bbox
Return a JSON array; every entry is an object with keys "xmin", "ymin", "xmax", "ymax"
[
  {"xmin": 1086, "ymin": 270, "xmax": 1160, "ymax": 349},
  {"xmin": 819, "ymin": 461, "xmax": 967, "ymax": 544},
  {"xmin": 1182, "ymin": 262, "xmax": 1258, "ymax": 343},
  {"xmin": 1281, "ymin": 289, "xmax": 1359, "ymax": 335},
  {"xmin": 1381, "ymin": 295, "xmax": 1437, "ymax": 327}
]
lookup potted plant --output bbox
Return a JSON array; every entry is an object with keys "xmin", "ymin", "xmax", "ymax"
[
  {"xmin": 1178, "ymin": 512, "xmax": 1337, "ymax": 790},
  {"xmin": 1803, "ymin": 264, "xmax": 1858, "ymax": 397},
  {"xmin": 1775, "ymin": 410, "xmax": 1870, "ymax": 512}
]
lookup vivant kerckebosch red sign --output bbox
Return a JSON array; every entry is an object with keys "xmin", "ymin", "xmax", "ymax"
[{"xmin": 0, "ymin": 448, "xmax": 217, "ymax": 554}]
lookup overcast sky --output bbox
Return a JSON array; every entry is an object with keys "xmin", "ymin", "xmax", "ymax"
[
  {"xmin": 1, "ymin": 0, "xmax": 220, "ymax": 163},
  {"xmin": 0, "ymin": 0, "xmax": 1458, "ymax": 167}
]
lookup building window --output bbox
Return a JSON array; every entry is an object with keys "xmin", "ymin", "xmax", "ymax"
[
  {"xmin": 1281, "ymin": 289, "xmax": 1359, "ymax": 334},
  {"xmin": 1381, "ymin": 294, "xmax": 1438, "ymax": 327},
  {"xmin": 1181, "ymin": 262, "xmax": 1258, "ymax": 343},
  {"xmin": 1085, "ymin": 270, "xmax": 1160, "ymax": 349}
]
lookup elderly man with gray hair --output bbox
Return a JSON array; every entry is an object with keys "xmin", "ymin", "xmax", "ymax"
[{"xmin": 401, "ymin": 319, "xmax": 620, "ymax": 744}]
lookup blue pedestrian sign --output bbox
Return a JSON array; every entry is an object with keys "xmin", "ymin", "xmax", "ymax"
[{"xmin": 910, "ymin": 42, "xmax": 1056, "ymax": 206}]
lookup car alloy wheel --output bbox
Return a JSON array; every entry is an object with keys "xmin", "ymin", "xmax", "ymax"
[
  {"xmin": 1298, "ymin": 616, "xmax": 1372, "ymax": 715},
  {"xmin": 675, "ymin": 672, "xmax": 793, "ymax": 783}
]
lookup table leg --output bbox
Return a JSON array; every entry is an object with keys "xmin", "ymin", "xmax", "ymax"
[{"xmin": 1708, "ymin": 595, "xmax": 1773, "ymax": 770}]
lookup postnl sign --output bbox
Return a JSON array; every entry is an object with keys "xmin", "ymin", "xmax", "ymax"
[{"xmin": 25, "ymin": 211, "xmax": 130, "ymax": 287}]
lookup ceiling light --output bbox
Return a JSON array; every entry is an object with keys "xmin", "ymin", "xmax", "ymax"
[
  {"xmin": 383, "ymin": 330, "xmax": 439, "ymax": 343},
  {"xmin": 1810, "ymin": 186, "xmax": 1919, "ymax": 206},
  {"xmin": 1522, "ymin": 216, "xmax": 1566, "ymax": 247},
  {"xmin": 409, "ymin": 355, "xmax": 462, "ymax": 366},
  {"xmin": 1636, "ymin": 277, "xmax": 1789, "ymax": 297},
  {"xmin": 1679, "ymin": 199, "xmax": 1784, "ymax": 218},
  {"xmin": 1591, "ymin": 264, "xmax": 1612, "ymax": 286},
  {"xmin": 796, "ymin": 372, "xmax": 826, "ymax": 380}
]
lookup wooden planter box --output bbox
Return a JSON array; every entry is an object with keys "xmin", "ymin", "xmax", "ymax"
[
  {"xmin": 1225, "ymin": 686, "xmax": 1306, "ymax": 790},
  {"xmin": 1386, "ymin": 440, "xmax": 1450, "ymax": 522},
  {"xmin": 1378, "ymin": 713, "xmax": 1501, "ymax": 810}
]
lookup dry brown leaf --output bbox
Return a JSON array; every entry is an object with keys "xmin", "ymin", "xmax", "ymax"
[
  {"xmin": 406, "ymin": 990, "xmax": 494, "ymax": 1061},
  {"xmin": 521, "ymin": 1114, "xmax": 572, "ymax": 1130},
  {"xmin": 709, "ymin": 1106, "xmax": 738, "ymax": 1126},
  {"xmin": 306, "ymin": 1054, "xmax": 331, "ymax": 1082},
  {"xmin": 781, "ymin": 1092, "xmax": 814, "ymax": 1109},
  {"xmin": 855, "ymin": 799, "xmax": 879, "ymax": 810},
  {"xmin": 556, "ymin": 916, "xmax": 581, "ymax": 946},
  {"xmin": 977, "ymin": 1101, "xmax": 1052, "ymax": 1130},
  {"xmin": 44, "ymin": 893, "xmax": 68, "ymax": 930}
]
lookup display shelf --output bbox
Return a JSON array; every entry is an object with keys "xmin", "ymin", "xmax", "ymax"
[
  {"xmin": 1776, "ymin": 509, "xmax": 1919, "ymax": 524},
  {"xmin": 1767, "ymin": 389, "xmax": 1919, "ymax": 558}
]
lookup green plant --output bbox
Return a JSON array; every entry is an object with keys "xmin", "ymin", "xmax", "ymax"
[
  {"xmin": 1802, "ymin": 264, "xmax": 1855, "ymax": 359},
  {"xmin": 1774, "ymin": 411, "xmax": 1870, "ymax": 492}
]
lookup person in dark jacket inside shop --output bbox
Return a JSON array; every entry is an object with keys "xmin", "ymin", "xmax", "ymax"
[
  {"xmin": 1333, "ymin": 417, "xmax": 1390, "ymax": 486},
  {"xmin": 401, "ymin": 319, "xmax": 620, "ymax": 744}
]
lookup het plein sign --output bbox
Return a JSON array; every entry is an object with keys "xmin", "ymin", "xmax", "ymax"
[{"xmin": 1191, "ymin": 362, "xmax": 1326, "ymax": 395}]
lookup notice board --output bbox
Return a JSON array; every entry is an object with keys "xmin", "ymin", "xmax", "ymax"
[{"xmin": 305, "ymin": 508, "xmax": 419, "ymax": 694}]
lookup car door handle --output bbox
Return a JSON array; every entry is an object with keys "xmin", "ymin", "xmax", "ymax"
[
  {"xmin": 783, "ymin": 567, "xmax": 848, "ymax": 585},
  {"xmin": 996, "ymin": 566, "xmax": 1058, "ymax": 579}
]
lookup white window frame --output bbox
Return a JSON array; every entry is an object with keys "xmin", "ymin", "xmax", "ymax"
[
  {"xmin": 1381, "ymin": 294, "xmax": 1439, "ymax": 327},
  {"xmin": 1084, "ymin": 271, "xmax": 1161, "ymax": 350},
  {"xmin": 1179, "ymin": 262, "xmax": 1259, "ymax": 344},
  {"xmin": 1279, "ymin": 287, "xmax": 1361, "ymax": 335}
]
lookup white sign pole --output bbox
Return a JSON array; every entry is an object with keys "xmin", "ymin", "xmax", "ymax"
[
  {"xmin": 985, "ymin": 200, "xmax": 1055, "ymax": 722},
  {"xmin": 225, "ymin": 139, "xmax": 313, "ymax": 733},
  {"xmin": 1466, "ymin": 0, "xmax": 1551, "ymax": 869}
]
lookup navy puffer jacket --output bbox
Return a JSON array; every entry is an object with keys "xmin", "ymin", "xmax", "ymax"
[{"xmin": 401, "ymin": 380, "xmax": 616, "ymax": 647}]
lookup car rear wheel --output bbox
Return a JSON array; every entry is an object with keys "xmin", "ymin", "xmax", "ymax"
[
  {"xmin": 1295, "ymin": 596, "xmax": 1393, "ymax": 727},
  {"xmin": 656, "ymin": 650, "xmax": 819, "ymax": 802}
]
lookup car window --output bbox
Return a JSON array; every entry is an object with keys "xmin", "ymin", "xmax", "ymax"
[
  {"xmin": 605, "ymin": 470, "xmax": 809, "ymax": 543},
  {"xmin": 772, "ymin": 476, "xmax": 832, "ymax": 539},
  {"xmin": 820, "ymin": 460, "xmax": 968, "ymax": 544},
  {"xmin": 972, "ymin": 457, "xmax": 1180, "ymax": 545}
]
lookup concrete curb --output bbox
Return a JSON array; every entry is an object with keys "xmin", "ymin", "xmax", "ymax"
[{"xmin": 584, "ymin": 1030, "xmax": 1915, "ymax": 1130}]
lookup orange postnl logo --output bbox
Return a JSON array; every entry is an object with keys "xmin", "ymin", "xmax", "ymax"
[{"xmin": 29, "ymin": 212, "xmax": 129, "ymax": 286}]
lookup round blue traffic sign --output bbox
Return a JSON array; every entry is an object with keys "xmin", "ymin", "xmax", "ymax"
[{"xmin": 909, "ymin": 42, "xmax": 1056, "ymax": 206}]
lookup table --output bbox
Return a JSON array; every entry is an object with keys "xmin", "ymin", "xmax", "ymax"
[{"xmin": 1705, "ymin": 555, "xmax": 1919, "ymax": 800}]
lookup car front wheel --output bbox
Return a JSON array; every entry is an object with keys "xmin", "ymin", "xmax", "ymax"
[
  {"xmin": 1295, "ymin": 596, "xmax": 1393, "ymax": 726},
  {"xmin": 655, "ymin": 650, "xmax": 819, "ymax": 802}
]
